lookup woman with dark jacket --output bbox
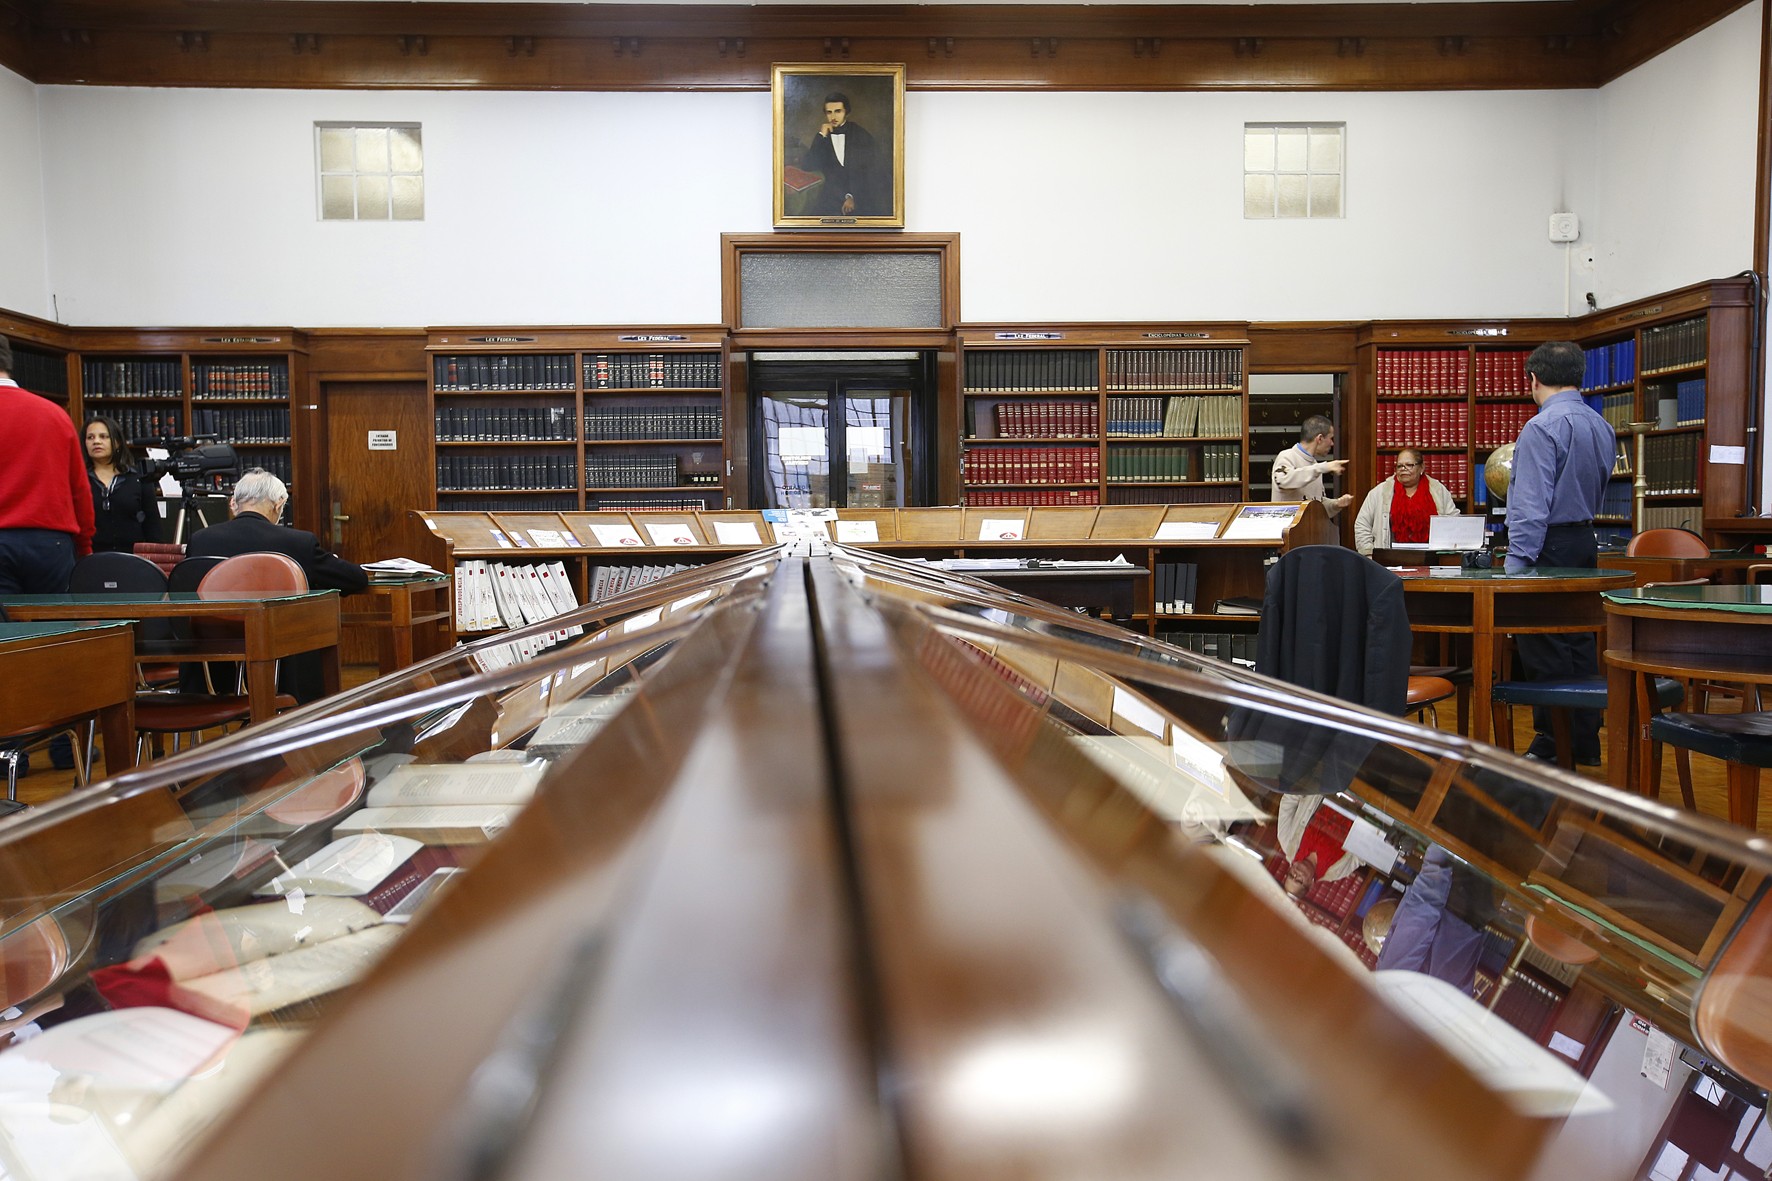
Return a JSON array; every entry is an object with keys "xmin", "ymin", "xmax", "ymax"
[{"xmin": 84, "ymin": 416, "xmax": 162, "ymax": 553}]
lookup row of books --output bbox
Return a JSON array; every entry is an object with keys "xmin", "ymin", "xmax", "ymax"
[
  {"xmin": 191, "ymin": 406, "xmax": 290, "ymax": 443},
  {"xmin": 1470, "ymin": 402, "xmax": 1536, "ymax": 448},
  {"xmin": 192, "ymin": 361, "xmax": 290, "ymax": 400},
  {"xmin": 440, "ymin": 494, "xmax": 576, "ymax": 511},
  {"xmin": 1379, "ymin": 452, "xmax": 1470, "ymax": 497},
  {"xmin": 962, "ymin": 446, "xmax": 1100, "ymax": 486},
  {"xmin": 585, "ymin": 353, "xmax": 721, "ymax": 390},
  {"xmin": 1107, "ymin": 444, "xmax": 1240, "ymax": 483},
  {"xmin": 1642, "ymin": 433, "xmax": 1701, "ymax": 494},
  {"xmin": 453, "ymin": 558, "xmax": 583, "ymax": 633},
  {"xmin": 1157, "ymin": 630, "xmax": 1257, "ymax": 668},
  {"xmin": 589, "ymin": 494, "xmax": 719, "ymax": 511},
  {"xmin": 1640, "ymin": 504, "xmax": 1702, "ymax": 531},
  {"xmin": 584, "ymin": 404, "xmax": 722, "ymax": 441},
  {"xmin": 1470, "ymin": 350, "xmax": 1532, "ymax": 399},
  {"xmin": 589, "ymin": 563, "xmax": 694, "ymax": 602},
  {"xmin": 1641, "ymin": 317, "xmax": 1707, "ymax": 374},
  {"xmin": 1109, "ymin": 485, "xmax": 1240, "ymax": 505},
  {"xmin": 435, "ymin": 406, "xmax": 577, "ymax": 441},
  {"xmin": 1153, "ymin": 561, "xmax": 1201, "ymax": 614},
  {"xmin": 964, "ymin": 350, "xmax": 1097, "ymax": 393},
  {"xmin": 107, "ymin": 407, "xmax": 184, "ymax": 442},
  {"xmin": 83, "ymin": 358, "xmax": 183, "ymax": 398},
  {"xmin": 1658, "ymin": 377, "xmax": 1707, "ymax": 427},
  {"xmin": 10, "ymin": 345, "xmax": 67, "ymax": 397},
  {"xmin": 1612, "ymin": 437, "xmax": 1632, "ymax": 475},
  {"xmin": 1590, "ymin": 390, "xmax": 1637, "ymax": 430},
  {"xmin": 1373, "ymin": 401, "xmax": 1470, "ymax": 447},
  {"xmin": 962, "ymin": 488, "xmax": 1101, "ymax": 507},
  {"xmin": 437, "ymin": 455, "xmax": 577, "ymax": 491},
  {"xmin": 1104, "ymin": 348, "xmax": 1243, "ymax": 391},
  {"xmin": 435, "ymin": 354, "xmax": 574, "ymax": 392},
  {"xmin": 1106, "ymin": 395, "xmax": 1241, "ymax": 438},
  {"xmin": 1375, "ymin": 349, "xmax": 1467, "ymax": 398},
  {"xmin": 984, "ymin": 400, "xmax": 1096, "ymax": 439},
  {"xmin": 1598, "ymin": 481, "xmax": 1633, "ymax": 521},
  {"xmin": 247, "ymin": 450, "xmax": 294, "ymax": 487},
  {"xmin": 1583, "ymin": 339, "xmax": 1636, "ymax": 391},
  {"xmin": 584, "ymin": 455, "xmax": 688, "ymax": 487}
]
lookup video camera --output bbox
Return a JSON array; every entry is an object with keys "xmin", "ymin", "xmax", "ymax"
[{"xmin": 130, "ymin": 435, "xmax": 243, "ymax": 496}]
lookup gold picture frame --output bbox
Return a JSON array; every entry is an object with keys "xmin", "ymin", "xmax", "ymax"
[{"xmin": 772, "ymin": 63, "xmax": 906, "ymax": 229}]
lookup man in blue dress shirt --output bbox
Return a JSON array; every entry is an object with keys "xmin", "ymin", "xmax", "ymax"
[{"xmin": 1504, "ymin": 341, "xmax": 1615, "ymax": 764}]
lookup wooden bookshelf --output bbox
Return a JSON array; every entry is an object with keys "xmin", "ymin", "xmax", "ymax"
[
  {"xmin": 426, "ymin": 327, "xmax": 729, "ymax": 515},
  {"xmin": 72, "ymin": 329, "xmax": 309, "ymax": 497},
  {"xmin": 957, "ymin": 327, "xmax": 1249, "ymax": 511}
]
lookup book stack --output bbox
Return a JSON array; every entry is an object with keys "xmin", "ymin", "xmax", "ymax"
[
  {"xmin": 1106, "ymin": 394, "xmax": 1242, "ymax": 437},
  {"xmin": 1471, "ymin": 401, "xmax": 1535, "ymax": 447},
  {"xmin": 964, "ymin": 488, "xmax": 1100, "ymax": 507},
  {"xmin": 192, "ymin": 406, "xmax": 290, "ymax": 443},
  {"xmin": 435, "ymin": 354, "xmax": 575, "ymax": 391},
  {"xmin": 1582, "ymin": 339, "xmax": 1637, "ymax": 391},
  {"xmin": 1588, "ymin": 390, "xmax": 1636, "ymax": 431},
  {"xmin": 1159, "ymin": 630, "xmax": 1257, "ymax": 667},
  {"xmin": 964, "ymin": 351, "xmax": 1098, "ymax": 392},
  {"xmin": 1612, "ymin": 437, "xmax": 1632, "ymax": 476},
  {"xmin": 1153, "ymin": 561, "xmax": 1199, "ymax": 614},
  {"xmin": 990, "ymin": 401, "xmax": 1096, "ymax": 438},
  {"xmin": 1107, "ymin": 446, "xmax": 1191, "ymax": 483},
  {"xmin": 1641, "ymin": 505, "xmax": 1701, "ymax": 531},
  {"xmin": 437, "ymin": 453, "xmax": 576, "ymax": 491},
  {"xmin": 1109, "ymin": 485, "xmax": 1239, "ymax": 506},
  {"xmin": 193, "ymin": 360, "xmax": 290, "ymax": 399},
  {"xmin": 336, "ymin": 762, "xmax": 545, "ymax": 847},
  {"xmin": 454, "ymin": 559, "xmax": 584, "ymax": 637},
  {"xmin": 1416, "ymin": 453, "xmax": 1468, "ymax": 497},
  {"xmin": 9, "ymin": 344, "xmax": 68, "ymax": 397},
  {"xmin": 1671, "ymin": 377, "xmax": 1706, "ymax": 425},
  {"xmin": 1642, "ymin": 434, "xmax": 1700, "ymax": 494},
  {"xmin": 436, "ymin": 406, "xmax": 577, "ymax": 441},
  {"xmin": 963, "ymin": 446, "xmax": 1099, "ymax": 485},
  {"xmin": 590, "ymin": 493, "xmax": 718, "ymax": 511},
  {"xmin": 584, "ymin": 403, "xmax": 720, "ymax": 440},
  {"xmin": 1472, "ymin": 350, "xmax": 1531, "ymax": 398},
  {"xmin": 584, "ymin": 353, "xmax": 721, "ymax": 390},
  {"xmin": 443, "ymin": 495, "xmax": 577, "ymax": 513},
  {"xmin": 1104, "ymin": 348, "xmax": 1242, "ymax": 391},
  {"xmin": 589, "ymin": 563, "xmax": 693, "ymax": 601},
  {"xmin": 1375, "ymin": 350, "xmax": 1468, "ymax": 397},
  {"xmin": 1641, "ymin": 317, "xmax": 1707, "ymax": 373},
  {"xmin": 1598, "ymin": 481, "xmax": 1633, "ymax": 521},
  {"xmin": 109, "ymin": 407, "xmax": 185, "ymax": 442},
  {"xmin": 1375, "ymin": 402, "xmax": 1471, "ymax": 446},
  {"xmin": 584, "ymin": 454, "xmax": 682, "ymax": 487},
  {"xmin": 83, "ymin": 358, "xmax": 182, "ymax": 398}
]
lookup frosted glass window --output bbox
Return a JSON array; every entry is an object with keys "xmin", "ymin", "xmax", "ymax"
[
  {"xmin": 739, "ymin": 253, "xmax": 944, "ymax": 329},
  {"xmin": 316, "ymin": 122, "xmax": 423, "ymax": 221},
  {"xmin": 1243, "ymin": 123, "xmax": 1344, "ymax": 219}
]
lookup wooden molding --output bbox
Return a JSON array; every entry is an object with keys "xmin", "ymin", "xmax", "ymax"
[
  {"xmin": 721, "ymin": 231, "xmax": 961, "ymax": 333},
  {"xmin": 0, "ymin": 0, "xmax": 1752, "ymax": 91}
]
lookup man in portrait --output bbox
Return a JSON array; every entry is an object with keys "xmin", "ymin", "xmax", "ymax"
[{"xmin": 798, "ymin": 92, "xmax": 889, "ymax": 217}]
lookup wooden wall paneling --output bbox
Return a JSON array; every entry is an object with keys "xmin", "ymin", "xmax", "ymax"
[
  {"xmin": 5, "ymin": 1, "xmax": 1749, "ymax": 92},
  {"xmin": 0, "ymin": 307, "xmax": 74, "ymax": 352},
  {"xmin": 1246, "ymin": 322, "xmax": 1359, "ymax": 373},
  {"xmin": 933, "ymin": 339, "xmax": 960, "ymax": 506},
  {"xmin": 725, "ymin": 347, "xmax": 749, "ymax": 509}
]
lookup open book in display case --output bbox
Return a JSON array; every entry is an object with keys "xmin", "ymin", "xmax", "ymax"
[{"xmin": 3, "ymin": 540, "xmax": 1770, "ymax": 1181}]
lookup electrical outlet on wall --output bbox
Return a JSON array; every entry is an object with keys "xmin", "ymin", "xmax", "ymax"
[{"xmin": 1548, "ymin": 212, "xmax": 1581, "ymax": 243}]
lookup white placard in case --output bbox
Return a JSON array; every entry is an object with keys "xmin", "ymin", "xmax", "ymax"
[
  {"xmin": 1155, "ymin": 521, "xmax": 1220, "ymax": 541},
  {"xmin": 835, "ymin": 520, "xmax": 879, "ymax": 544},
  {"xmin": 589, "ymin": 523, "xmax": 644, "ymax": 548},
  {"xmin": 979, "ymin": 517, "xmax": 1025, "ymax": 541},
  {"xmin": 623, "ymin": 608, "xmax": 664, "ymax": 634},
  {"xmin": 1220, "ymin": 506, "xmax": 1297, "ymax": 541},
  {"xmin": 645, "ymin": 522, "xmax": 699, "ymax": 547},
  {"xmin": 1111, "ymin": 686, "xmax": 1167, "ymax": 738},
  {"xmin": 712, "ymin": 521, "xmax": 763, "ymax": 546},
  {"xmin": 368, "ymin": 430, "xmax": 397, "ymax": 451},
  {"xmin": 1711, "ymin": 444, "xmax": 1747, "ymax": 465},
  {"xmin": 528, "ymin": 529, "xmax": 566, "ymax": 548}
]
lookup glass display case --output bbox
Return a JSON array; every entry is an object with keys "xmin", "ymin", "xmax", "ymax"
[{"xmin": 1, "ymin": 540, "xmax": 1768, "ymax": 1181}]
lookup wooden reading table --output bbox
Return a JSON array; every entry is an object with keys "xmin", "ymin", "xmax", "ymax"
[
  {"xmin": 0, "ymin": 591, "xmax": 342, "ymax": 725},
  {"xmin": 0, "ymin": 622, "xmax": 138, "ymax": 779},
  {"xmin": 342, "ymin": 575, "xmax": 453, "ymax": 675},
  {"xmin": 1392, "ymin": 567, "xmax": 1634, "ymax": 745}
]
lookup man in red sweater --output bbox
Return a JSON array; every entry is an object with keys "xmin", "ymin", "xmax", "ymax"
[{"xmin": 0, "ymin": 335, "xmax": 94, "ymax": 593}]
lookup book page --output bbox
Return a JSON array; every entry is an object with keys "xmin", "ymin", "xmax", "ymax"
[
  {"xmin": 253, "ymin": 833, "xmax": 424, "ymax": 898},
  {"xmin": 178, "ymin": 924, "xmax": 402, "ymax": 1017},
  {"xmin": 132, "ymin": 897, "xmax": 383, "ymax": 979},
  {"xmin": 364, "ymin": 762, "xmax": 543, "ymax": 808},
  {"xmin": 335, "ymin": 804, "xmax": 513, "ymax": 845}
]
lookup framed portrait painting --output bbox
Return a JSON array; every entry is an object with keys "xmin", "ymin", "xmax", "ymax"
[{"xmin": 773, "ymin": 63, "xmax": 905, "ymax": 229}]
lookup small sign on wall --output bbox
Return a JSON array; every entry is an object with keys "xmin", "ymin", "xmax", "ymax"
[{"xmin": 368, "ymin": 431, "xmax": 398, "ymax": 451}]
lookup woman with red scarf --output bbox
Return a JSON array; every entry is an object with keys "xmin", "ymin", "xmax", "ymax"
[{"xmin": 1353, "ymin": 447, "xmax": 1458, "ymax": 555}]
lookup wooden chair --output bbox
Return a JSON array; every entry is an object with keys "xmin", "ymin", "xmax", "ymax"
[
  {"xmin": 1626, "ymin": 527, "xmax": 1709, "ymax": 562},
  {"xmin": 1694, "ymin": 886, "xmax": 1772, "ymax": 1091}
]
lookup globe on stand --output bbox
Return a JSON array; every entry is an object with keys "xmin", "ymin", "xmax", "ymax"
[{"xmin": 1484, "ymin": 444, "xmax": 1515, "ymax": 504}]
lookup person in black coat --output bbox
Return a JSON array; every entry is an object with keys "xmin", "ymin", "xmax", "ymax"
[
  {"xmin": 186, "ymin": 468, "xmax": 367, "ymax": 703},
  {"xmin": 84, "ymin": 415, "xmax": 162, "ymax": 554},
  {"xmin": 798, "ymin": 92, "xmax": 889, "ymax": 217}
]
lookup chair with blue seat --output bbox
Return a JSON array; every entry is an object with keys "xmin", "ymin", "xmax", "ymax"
[
  {"xmin": 1489, "ymin": 675, "xmax": 1687, "ymax": 771},
  {"xmin": 1647, "ymin": 712, "xmax": 1772, "ymax": 830}
]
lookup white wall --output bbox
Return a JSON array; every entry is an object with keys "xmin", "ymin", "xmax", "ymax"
[
  {"xmin": 37, "ymin": 84, "xmax": 1596, "ymax": 327},
  {"xmin": 1587, "ymin": 1, "xmax": 1761, "ymax": 311},
  {"xmin": 0, "ymin": 65, "xmax": 50, "ymax": 320}
]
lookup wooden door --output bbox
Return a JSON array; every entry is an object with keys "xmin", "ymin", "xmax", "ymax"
[{"xmin": 324, "ymin": 381, "xmax": 432, "ymax": 663}]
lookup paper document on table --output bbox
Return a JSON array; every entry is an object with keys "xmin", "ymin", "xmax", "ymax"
[{"xmin": 364, "ymin": 557, "xmax": 443, "ymax": 575}]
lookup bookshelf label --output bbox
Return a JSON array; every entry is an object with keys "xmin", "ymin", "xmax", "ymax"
[
  {"xmin": 466, "ymin": 336, "xmax": 536, "ymax": 344},
  {"xmin": 1142, "ymin": 332, "xmax": 1210, "ymax": 339},
  {"xmin": 618, "ymin": 334, "xmax": 690, "ymax": 343},
  {"xmin": 202, "ymin": 336, "xmax": 280, "ymax": 344},
  {"xmin": 1711, "ymin": 445, "xmax": 1746, "ymax": 465},
  {"xmin": 368, "ymin": 430, "xmax": 397, "ymax": 451},
  {"xmin": 1444, "ymin": 328, "xmax": 1509, "ymax": 337},
  {"xmin": 993, "ymin": 332, "xmax": 1064, "ymax": 340}
]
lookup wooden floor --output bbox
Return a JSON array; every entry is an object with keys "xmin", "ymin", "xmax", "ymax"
[{"xmin": 8, "ymin": 674, "xmax": 1765, "ymax": 833}]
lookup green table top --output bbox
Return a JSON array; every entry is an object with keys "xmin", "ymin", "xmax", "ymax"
[
  {"xmin": 1605, "ymin": 584, "xmax": 1772, "ymax": 613},
  {"xmin": 0, "ymin": 621, "xmax": 129, "ymax": 642},
  {"xmin": 0, "ymin": 590, "xmax": 333, "ymax": 607},
  {"xmin": 1392, "ymin": 567, "xmax": 1627, "ymax": 582}
]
